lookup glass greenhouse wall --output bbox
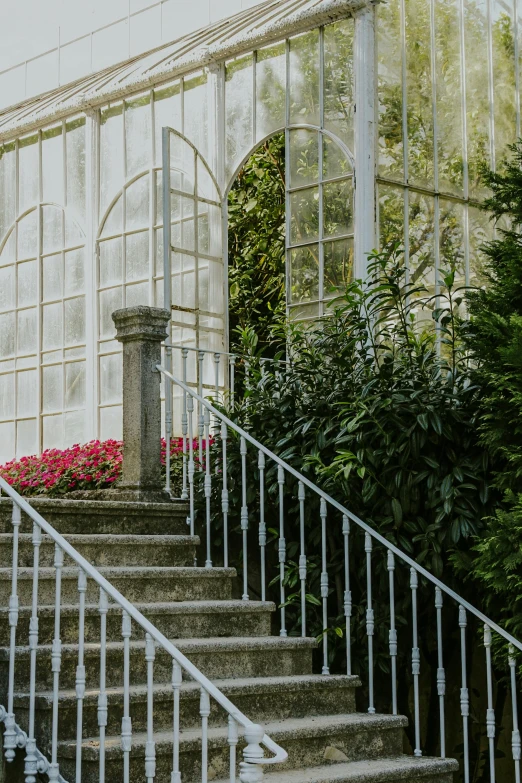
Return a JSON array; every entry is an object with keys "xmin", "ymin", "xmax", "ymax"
[{"xmin": 0, "ymin": 0, "xmax": 518, "ymax": 461}]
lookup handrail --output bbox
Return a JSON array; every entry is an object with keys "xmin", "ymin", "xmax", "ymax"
[
  {"xmin": 0, "ymin": 475, "xmax": 289, "ymax": 769},
  {"xmin": 164, "ymin": 342, "xmax": 291, "ymax": 365},
  {"xmin": 158, "ymin": 364, "xmax": 522, "ymax": 655}
]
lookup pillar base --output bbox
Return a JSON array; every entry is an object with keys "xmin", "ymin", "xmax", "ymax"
[{"xmin": 66, "ymin": 486, "xmax": 173, "ymax": 503}]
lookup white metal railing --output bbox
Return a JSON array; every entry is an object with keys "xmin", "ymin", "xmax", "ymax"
[
  {"xmin": 159, "ymin": 364, "xmax": 522, "ymax": 783},
  {"xmin": 0, "ymin": 475, "xmax": 287, "ymax": 782}
]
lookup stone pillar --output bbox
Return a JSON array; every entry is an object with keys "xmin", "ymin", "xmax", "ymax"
[{"xmin": 112, "ymin": 306, "xmax": 171, "ymax": 503}]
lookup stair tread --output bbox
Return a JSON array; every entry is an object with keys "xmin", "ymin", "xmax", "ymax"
[
  {"xmin": 0, "ymin": 565, "xmax": 236, "ymax": 578},
  {"xmin": 16, "ymin": 674, "xmax": 360, "ymax": 703},
  {"xmin": 1, "ymin": 599, "xmax": 276, "ymax": 616},
  {"xmin": 59, "ymin": 713, "xmax": 410, "ymax": 755},
  {"xmin": 0, "ymin": 533, "xmax": 199, "ymax": 544},
  {"xmin": 215, "ymin": 757, "xmax": 459, "ymax": 782}
]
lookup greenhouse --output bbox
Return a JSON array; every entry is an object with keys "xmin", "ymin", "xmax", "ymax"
[{"xmin": 0, "ymin": 0, "xmax": 519, "ymax": 463}]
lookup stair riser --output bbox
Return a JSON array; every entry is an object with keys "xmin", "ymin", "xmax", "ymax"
[
  {"xmin": 16, "ymin": 682, "xmax": 357, "ymax": 742},
  {"xmin": 0, "ymin": 573, "xmax": 233, "ymax": 604},
  {"xmin": 1, "ymin": 607, "xmax": 272, "ymax": 646},
  {"xmin": 1, "ymin": 645, "xmax": 313, "ymax": 692},
  {"xmin": 57, "ymin": 724, "xmax": 405, "ymax": 783},
  {"xmin": 0, "ymin": 540, "xmax": 197, "ymax": 568}
]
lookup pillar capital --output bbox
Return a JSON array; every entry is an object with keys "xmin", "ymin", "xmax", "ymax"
[{"xmin": 112, "ymin": 306, "xmax": 170, "ymax": 344}]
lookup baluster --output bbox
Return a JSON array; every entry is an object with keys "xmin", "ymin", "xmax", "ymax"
[
  {"xmin": 165, "ymin": 346, "xmax": 173, "ymax": 495},
  {"xmin": 240, "ymin": 437, "xmax": 249, "ymax": 600},
  {"xmin": 229, "ymin": 355, "xmax": 236, "ymax": 406},
  {"xmin": 145, "ymin": 634, "xmax": 156, "ymax": 783},
  {"xmin": 187, "ymin": 395, "xmax": 195, "ymax": 537},
  {"xmin": 365, "ymin": 533, "xmax": 374, "ymax": 713},
  {"xmin": 298, "ymin": 482, "xmax": 307, "ymax": 638},
  {"xmin": 75, "ymin": 570, "xmax": 87, "ymax": 782},
  {"xmin": 245, "ymin": 360, "xmax": 250, "ymax": 403},
  {"xmin": 48, "ymin": 544, "xmax": 64, "ymax": 781},
  {"xmin": 278, "ymin": 466, "xmax": 287, "ymax": 637},
  {"xmin": 435, "ymin": 587, "xmax": 446, "ymax": 758},
  {"xmin": 239, "ymin": 723, "xmax": 265, "ymax": 783},
  {"xmin": 509, "ymin": 645, "xmax": 521, "ymax": 783},
  {"xmin": 484, "ymin": 624, "xmax": 496, "ymax": 782},
  {"xmin": 319, "ymin": 499, "xmax": 329, "ymax": 674},
  {"xmin": 204, "ymin": 407, "xmax": 212, "ymax": 568},
  {"xmin": 98, "ymin": 589, "xmax": 109, "ymax": 783},
  {"xmin": 200, "ymin": 689, "xmax": 211, "ymax": 783},
  {"xmin": 410, "ymin": 568, "xmax": 421, "ymax": 757},
  {"xmin": 25, "ymin": 521, "xmax": 42, "ymax": 783},
  {"xmin": 387, "ymin": 551, "xmax": 397, "ymax": 715},
  {"xmin": 4, "ymin": 503, "xmax": 21, "ymax": 763},
  {"xmin": 228, "ymin": 716, "xmax": 238, "ymax": 783},
  {"xmin": 343, "ymin": 516, "xmax": 352, "ymax": 677},
  {"xmin": 181, "ymin": 348, "xmax": 189, "ymax": 501},
  {"xmin": 121, "ymin": 611, "xmax": 132, "ymax": 783},
  {"xmin": 258, "ymin": 452, "xmax": 266, "ymax": 603},
  {"xmin": 221, "ymin": 422, "xmax": 229, "ymax": 568},
  {"xmin": 459, "ymin": 605, "xmax": 470, "ymax": 783},
  {"xmin": 198, "ymin": 351, "xmax": 205, "ymax": 466},
  {"xmin": 171, "ymin": 661, "xmax": 182, "ymax": 783},
  {"xmin": 214, "ymin": 353, "xmax": 220, "ymax": 404}
]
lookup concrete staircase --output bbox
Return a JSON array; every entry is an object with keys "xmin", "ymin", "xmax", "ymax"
[{"xmin": 0, "ymin": 498, "xmax": 458, "ymax": 782}]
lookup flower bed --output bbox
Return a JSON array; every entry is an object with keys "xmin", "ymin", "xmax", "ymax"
[{"xmin": 0, "ymin": 438, "xmax": 201, "ymax": 498}]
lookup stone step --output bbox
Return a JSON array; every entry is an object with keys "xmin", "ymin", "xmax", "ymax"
[
  {"xmin": 0, "ymin": 636, "xmax": 316, "ymax": 692},
  {"xmin": 0, "ymin": 600, "xmax": 274, "ymax": 645},
  {"xmin": 216, "ymin": 757, "xmax": 459, "ymax": 782},
  {"xmin": 0, "ymin": 533, "xmax": 198, "ymax": 568},
  {"xmin": 14, "ymin": 674, "xmax": 359, "ymax": 744},
  {"xmin": 0, "ymin": 566, "xmax": 235, "ymax": 604},
  {"xmin": 56, "ymin": 713, "xmax": 412, "ymax": 783},
  {"xmin": 0, "ymin": 498, "xmax": 189, "ymax": 535}
]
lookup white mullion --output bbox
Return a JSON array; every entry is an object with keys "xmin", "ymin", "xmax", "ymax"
[
  {"xmin": 285, "ymin": 38, "xmax": 291, "ymax": 319},
  {"xmin": 61, "ymin": 120, "xmax": 67, "ymax": 447},
  {"xmin": 515, "ymin": 0, "xmax": 521, "ymax": 138},
  {"xmin": 13, "ymin": 140, "xmax": 20, "ymax": 457},
  {"xmin": 459, "ymin": 0, "xmax": 470, "ymax": 286},
  {"xmin": 194, "ymin": 148, "xmax": 200, "ymax": 348},
  {"xmin": 122, "ymin": 102, "xmax": 128, "ymax": 306},
  {"xmin": 85, "ymin": 110, "xmax": 99, "ymax": 441},
  {"xmin": 252, "ymin": 50, "xmax": 257, "ymax": 144},
  {"xmin": 487, "ymin": 0, "xmax": 495, "ymax": 170},
  {"xmin": 400, "ymin": 0, "xmax": 410, "ymax": 284},
  {"xmin": 37, "ymin": 131, "xmax": 43, "ymax": 454},
  {"xmin": 149, "ymin": 90, "xmax": 155, "ymax": 306},
  {"xmin": 318, "ymin": 27, "xmax": 325, "ymax": 316}
]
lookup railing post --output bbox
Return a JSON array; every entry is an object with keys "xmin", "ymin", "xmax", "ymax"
[
  {"xmin": 240, "ymin": 724, "xmax": 265, "ymax": 783},
  {"xmin": 112, "ymin": 306, "xmax": 171, "ymax": 502}
]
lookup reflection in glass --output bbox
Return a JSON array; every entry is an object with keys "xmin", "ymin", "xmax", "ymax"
[
  {"xmin": 43, "ymin": 365, "xmax": 62, "ymax": 413},
  {"xmin": 256, "ymin": 43, "xmax": 286, "ymax": 140},
  {"xmin": 43, "ymin": 302, "xmax": 63, "ymax": 351},
  {"xmin": 289, "ymin": 30, "xmax": 320, "ymax": 127},
  {"xmin": 64, "ymin": 297, "xmax": 86, "ymax": 346},
  {"xmin": 17, "ymin": 309, "xmax": 37, "ymax": 355},
  {"xmin": 409, "ymin": 191, "xmax": 435, "ymax": 293},
  {"xmin": 289, "ymin": 129, "xmax": 319, "ymax": 188},
  {"xmin": 406, "ymin": 0, "xmax": 434, "ymax": 188},
  {"xmin": 378, "ymin": 184, "xmax": 404, "ymax": 249},
  {"xmin": 42, "ymin": 205, "xmax": 63, "ymax": 254},
  {"xmin": 125, "ymin": 93, "xmax": 151, "ymax": 179},
  {"xmin": 183, "ymin": 72, "xmax": 209, "ymax": 162},
  {"xmin": 17, "ymin": 211, "xmax": 38, "ymax": 260},
  {"xmin": 18, "ymin": 260, "xmax": 38, "ymax": 307},
  {"xmin": 464, "ymin": 0, "xmax": 491, "ymax": 198},
  {"xmin": 468, "ymin": 204, "xmax": 493, "ymax": 286},
  {"xmin": 125, "ymin": 175, "xmax": 150, "ymax": 230},
  {"xmin": 324, "ymin": 238, "xmax": 354, "ymax": 298},
  {"xmin": 43, "ymin": 255, "xmax": 62, "ymax": 302},
  {"xmin": 492, "ymin": 0, "xmax": 517, "ymax": 166},
  {"xmin": 323, "ymin": 178, "xmax": 354, "ymax": 238},
  {"xmin": 226, "ymin": 55, "xmax": 254, "ymax": 178},
  {"xmin": 377, "ymin": 0, "xmax": 403, "ymax": 180},
  {"xmin": 290, "ymin": 245, "xmax": 320, "ymax": 303},
  {"xmin": 126, "ymin": 231, "xmax": 149, "ymax": 282},
  {"xmin": 290, "ymin": 187, "xmax": 320, "ymax": 245},
  {"xmin": 100, "ymin": 104, "xmax": 124, "ymax": 215},
  {"xmin": 324, "ymin": 20, "xmax": 355, "ymax": 151},
  {"xmin": 65, "ymin": 361, "xmax": 86, "ymax": 409},
  {"xmin": 439, "ymin": 199, "xmax": 465, "ymax": 283},
  {"xmin": 99, "ymin": 238, "xmax": 123, "ymax": 288},
  {"xmin": 0, "ymin": 144, "xmax": 16, "ymax": 243},
  {"xmin": 18, "ymin": 136, "xmax": 39, "ymax": 215},
  {"xmin": 66, "ymin": 118, "xmax": 86, "ymax": 225},
  {"xmin": 42, "ymin": 126, "xmax": 64, "ymax": 205},
  {"xmin": 0, "ymin": 266, "xmax": 15, "ymax": 311},
  {"xmin": 154, "ymin": 82, "xmax": 182, "ymax": 167}
]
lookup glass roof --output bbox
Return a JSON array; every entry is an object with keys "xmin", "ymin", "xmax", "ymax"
[{"xmin": 0, "ymin": 0, "xmax": 354, "ymax": 142}]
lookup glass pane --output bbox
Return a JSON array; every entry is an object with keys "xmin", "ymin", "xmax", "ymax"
[
  {"xmin": 290, "ymin": 187, "xmax": 320, "ymax": 245},
  {"xmin": 226, "ymin": 55, "xmax": 254, "ymax": 178},
  {"xmin": 125, "ymin": 93, "xmax": 152, "ymax": 179},
  {"xmin": 43, "ymin": 415, "xmax": 64, "ymax": 451},
  {"xmin": 289, "ymin": 129, "xmax": 319, "ymax": 188},
  {"xmin": 66, "ymin": 117, "xmax": 86, "ymax": 226},
  {"xmin": 0, "ymin": 266, "xmax": 15, "ymax": 311},
  {"xmin": 18, "ymin": 136, "xmax": 39, "ymax": 215},
  {"xmin": 378, "ymin": 184, "xmax": 405, "ymax": 249},
  {"xmin": 100, "ymin": 405, "xmax": 122, "ymax": 441},
  {"xmin": 492, "ymin": 0, "xmax": 517, "ymax": 166},
  {"xmin": 42, "ymin": 364, "xmax": 63, "ymax": 413},
  {"xmin": 42, "ymin": 205, "xmax": 63, "ymax": 254},
  {"xmin": 17, "ymin": 369, "xmax": 38, "ymax": 416},
  {"xmin": 289, "ymin": 302, "xmax": 320, "ymax": 321},
  {"xmin": 18, "ymin": 260, "xmax": 38, "ymax": 307},
  {"xmin": 0, "ymin": 373, "xmax": 15, "ymax": 420},
  {"xmin": 323, "ymin": 178, "xmax": 354, "ymax": 238},
  {"xmin": 100, "ymin": 353, "xmax": 122, "ymax": 404},
  {"xmin": 196, "ymin": 159, "xmax": 219, "ymax": 203},
  {"xmin": 101, "ymin": 198, "xmax": 123, "ymax": 238},
  {"xmin": 409, "ymin": 191, "xmax": 435, "ymax": 295},
  {"xmin": 125, "ymin": 281, "xmax": 149, "ymax": 307},
  {"xmin": 256, "ymin": 42, "xmax": 286, "ymax": 140},
  {"xmin": 17, "ymin": 309, "xmax": 37, "ymax": 355},
  {"xmin": 435, "ymin": 0, "xmax": 464, "ymax": 195},
  {"xmin": 64, "ymin": 297, "xmax": 85, "ymax": 346},
  {"xmin": 378, "ymin": 0, "xmax": 404, "ymax": 180},
  {"xmin": 0, "ymin": 231, "xmax": 15, "ymax": 266},
  {"xmin": 439, "ymin": 199, "xmax": 466, "ymax": 284},
  {"xmin": 17, "ymin": 210, "xmax": 38, "ymax": 260},
  {"xmin": 323, "ymin": 136, "xmax": 352, "ymax": 181},
  {"xmin": 65, "ymin": 214, "xmax": 84, "ymax": 249},
  {"xmin": 464, "ymin": 0, "xmax": 491, "ymax": 197},
  {"xmin": 324, "ymin": 20, "xmax": 355, "ymax": 151},
  {"xmin": 169, "ymin": 137, "xmax": 195, "ymax": 191},
  {"xmin": 469, "ymin": 204, "xmax": 493, "ymax": 286},
  {"xmin": 198, "ymin": 203, "xmax": 221, "ymax": 256},
  {"xmin": 406, "ymin": 0, "xmax": 434, "ymax": 189},
  {"xmin": 65, "ymin": 361, "xmax": 86, "ymax": 408},
  {"xmin": 42, "ymin": 126, "xmax": 64, "ymax": 205},
  {"xmin": 99, "ymin": 287, "xmax": 123, "ymax": 339},
  {"xmin": 65, "ymin": 409, "xmax": 85, "ymax": 446},
  {"xmin": 100, "ymin": 104, "xmax": 124, "ymax": 215},
  {"xmin": 43, "ymin": 302, "xmax": 63, "ymax": 351},
  {"xmin": 17, "ymin": 419, "xmax": 37, "ymax": 458},
  {"xmin": 0, "ymin": 422, "xmax": 15, "ymax": 464},
  {"xmin": 154, "ymin": 82, "xmax": 182, "ymax": 167},
  {"xmin": 0, "ymin": 313, "xmax": 15, "ymax": 359},
  {"xmin": 99, "ymin": 237, "xmax": 123, "ymax": 288},
  {"xmin": 289, "ymin": 245, "xmax": 320, "ymax": 303},
  {"xmin": 172, "ymin": 253, "xmax": 195, "ymax": 310},
  {"xmin": 65, "ymin": 248, "xmax": 85, "ymax": 295},
  {"xmin": 125, "ymin": 175, "xmax": 150, "ymax": 230},
  {"xmin": 183, "ymin": 72, "xmax": 209, "ymax": 161},
  {"xmin": 43, "ymin": 254, "xmax": 63, "ymax": 302},
  {"xmin": 126, "ymin": 231, "xmax": 150, "ymax": 282},
  {"xmin": 324, "ymin": 238, "xmax": 354, "ymax": 298},
  {"xmin": 0, "ymin": 145, "xmax": 16, "ymax": 243},
  {"xmin": 289, "ymin": 30, "xmax": 320, "ymax": 127}
]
